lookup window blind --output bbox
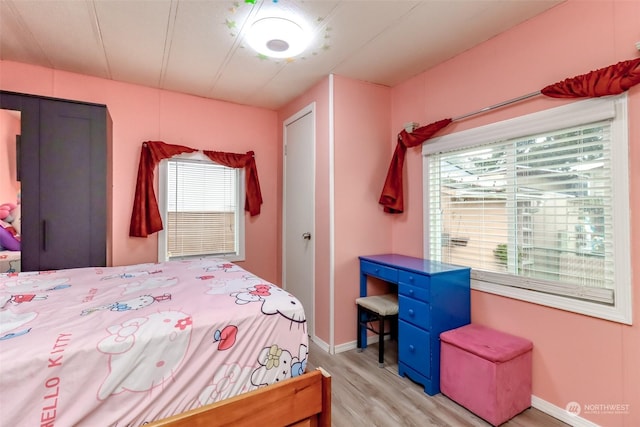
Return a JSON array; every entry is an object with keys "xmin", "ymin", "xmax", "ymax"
[
  {"xmin": 166, "ymin": 159, "xmax": 238, "ymax": 259},
  {"xmin": 427, "ymin": 120, "xmax": 615, "ymax": 304}
]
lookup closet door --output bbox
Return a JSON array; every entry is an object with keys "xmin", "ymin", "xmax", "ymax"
[{"xmin": 23, "ymin": 99, "xmax": 106, "ymax": 270}]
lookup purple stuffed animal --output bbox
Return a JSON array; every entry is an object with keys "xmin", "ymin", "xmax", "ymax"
[{"xmin": 0, "ymin": 203, "xmax": 20, "ymax": 251}]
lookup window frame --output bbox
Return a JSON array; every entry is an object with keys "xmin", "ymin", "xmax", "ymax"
[
  {"xmin": 157, "ymin": 151, "xmax": 246, "ymax": 263},
  {"xmin": 422, "ymin": 94, "xmax": 632, "ymax": 324}
]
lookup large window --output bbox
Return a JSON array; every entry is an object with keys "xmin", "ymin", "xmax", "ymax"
[
  {"xmin": 423, "ymin": 95, "xmax": 631, "ymax": 324},
  {"xmin": 158, "ymin": 152, "xmax": 245, "ymax": 262}
]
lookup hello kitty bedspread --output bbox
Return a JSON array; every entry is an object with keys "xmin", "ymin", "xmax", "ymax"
[{"xmin": 0, "ymin": 257, "xmax": 308, "ymax": 426}]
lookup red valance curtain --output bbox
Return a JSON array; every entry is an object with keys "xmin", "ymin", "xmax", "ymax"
[
  {"xmin": 129, "ymin": 141, "xmax": 195, "ymax": 237},
  {"xmin": 541, "ymin": 57, "xmax": 640, "ymax": 98},
  {"xmin": 203, "ymin": 150, "xmax": 263, "ymax": 216},
  {"xmin": 378, "ymin": 119, "xmax": 452, "ymax": 213},
  {"xmin": 129, "ymin": 141, "xmax": 263, "ymax": 238},
  {"xmin": 379, "ymin": 57, "xmax": 640, "ymax": 214}
]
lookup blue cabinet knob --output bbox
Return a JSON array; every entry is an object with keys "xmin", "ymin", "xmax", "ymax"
[
  {"xmin": 409, "ymin": 289, "xmax": 414, "ymax": 296},
  {"xmin": 409, "ymin": 345, "xmax": 415, "ymax": 352},
  {"xmin": 409, "ymin": 309, "xmax": 414, "ymax": 316}
]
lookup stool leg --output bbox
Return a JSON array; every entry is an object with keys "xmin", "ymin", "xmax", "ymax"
[
  {"xmin": 356, "ymin": 305, "xmax": 363, "ymax": 352},
  {"xmin": 378, "ymin": 317, "xmax": 385, "ymax": 368}
]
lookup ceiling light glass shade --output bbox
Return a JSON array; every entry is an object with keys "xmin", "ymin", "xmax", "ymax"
[{"xmin": 246, "ymin": 17, "xmax": 310, "ymax": 59}]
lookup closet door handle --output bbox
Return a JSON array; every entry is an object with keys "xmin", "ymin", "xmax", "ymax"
[{"xmin": 42, "ymin": 220, "xmax": 47, "ymax": 251}]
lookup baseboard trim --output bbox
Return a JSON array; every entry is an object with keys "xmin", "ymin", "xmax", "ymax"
[
  {"xmin": 531, "ymin": 395, "xmax": 600, "ymax": 427},
  {"xmin": 334, "ymin": 337, "xmax": 387, "ymax": 354}
]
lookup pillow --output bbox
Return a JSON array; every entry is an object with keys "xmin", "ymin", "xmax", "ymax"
[{"xmin": 0, "ymin": 220, "xmax": 20, "ymax": 251}]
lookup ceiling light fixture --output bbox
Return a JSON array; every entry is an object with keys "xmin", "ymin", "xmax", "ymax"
[{"xmin": 246, "ymin": 16, "xmax": 311, "ymax": 59}]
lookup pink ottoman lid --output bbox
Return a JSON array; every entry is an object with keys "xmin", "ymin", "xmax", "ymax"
[{"xmin": 440, "ymin": 323, "xmax": 533, "ymax": 363}]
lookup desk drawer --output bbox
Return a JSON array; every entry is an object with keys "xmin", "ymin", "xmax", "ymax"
[
  {"xmin": 399, "ymin": 270, "xmax": 430, "ymax": 289},
  {"xmin": 399, "ymin": 320, "xmax": 431, "ymax": 379},
  {"xmin": 360, "ymin": 260, "xmax": 398, "ymax": 283},
  {"xmin": 399, "ymin": 295, "xmax": 431, "ymax": 329},
  {"xmin": 399, "ymin": 282, "xmax": 429, "ymax": 303}
]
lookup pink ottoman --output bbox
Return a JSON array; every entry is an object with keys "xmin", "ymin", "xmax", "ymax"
[{"xmin": 440, "ymin": 324, "xmax": 533, "ymax": 426}]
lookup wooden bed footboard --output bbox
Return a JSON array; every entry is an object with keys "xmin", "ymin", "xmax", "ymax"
[{"xmin": 148, "ymin": 367, "xmax": 332, "ymax": 427}]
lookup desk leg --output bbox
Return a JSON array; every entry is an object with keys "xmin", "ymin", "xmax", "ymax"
[
  {"xmin": 358, "ymin": 271, "xmax": 368, "ymax": 349},
  {"xmin": 356, "ymin": 305, "xmax": 363, "ymax": 351}
]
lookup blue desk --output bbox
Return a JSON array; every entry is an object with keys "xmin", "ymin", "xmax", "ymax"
[{"xmin": 359, "ymin": 254, "xmax": 470, "ymax": 395}]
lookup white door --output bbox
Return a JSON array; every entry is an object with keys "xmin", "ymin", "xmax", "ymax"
[{"xmin": 283, "ymin": 104, "xmax": 315, "ymax": 337}]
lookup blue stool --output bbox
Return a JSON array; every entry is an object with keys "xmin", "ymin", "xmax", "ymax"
[{"xmin": 356, "ymin": 294, "xmax": 399, "ymax": 367}]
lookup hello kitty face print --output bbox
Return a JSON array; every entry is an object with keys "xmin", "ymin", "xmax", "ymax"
[
  {"xmin": 250, "ymin": 343, "xmax": 308, "ymax": 387},
  {"xmin": 231, "ymin": 284, "xmax": 306, "ymax": 324},
  {"xmin": 96, "ymin": 310, "xmax": 193, "ymax": 399}
]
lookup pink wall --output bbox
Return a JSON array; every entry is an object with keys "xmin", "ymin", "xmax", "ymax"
[
  {"xmin": 277, "ymin": 77, "xmax": 332, "ymax": 344},
  {"xmin": 390, "ymin": 1, "xmax": 639, "ymax": 425},
  {"xmin": 0, "ymin": 109, "xmax": 20, "ymax": 204},
  {"xmin": 332, "ymin": 75, "xmax": 392, "ymax": 346},
  {"xmin": 0, "ymin": 61, "xmax": 280, "ymax": 282}
]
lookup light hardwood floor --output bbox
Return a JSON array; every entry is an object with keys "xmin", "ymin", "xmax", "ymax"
[{"xmin": 306, "ymin": 339, "xmax": 569, "ymax": 427}]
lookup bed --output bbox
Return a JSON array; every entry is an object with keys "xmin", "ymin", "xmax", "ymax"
[
  {"xmin": 0, "ymin": 257, "xmax": 328, "ymax": 426},
  {"xmin": 149, "ymin": 367, "xmax": 331, "ymax": 427},
  {"xmin": 0, "ymin": 250, "xmax": 20, "ymax": 273}
]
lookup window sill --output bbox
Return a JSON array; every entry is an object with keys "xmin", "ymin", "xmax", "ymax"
[{"xmin": 471, "ymin": 276, "xmax": 632, "ymax": 325}]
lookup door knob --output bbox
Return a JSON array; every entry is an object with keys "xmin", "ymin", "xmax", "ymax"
[{"xmin": 302, "ymin": 232, "xmax": 311, "ymax": 240}]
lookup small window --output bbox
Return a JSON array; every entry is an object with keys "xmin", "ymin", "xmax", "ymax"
[
  {"xmin": 423, "ymin": 95, "xmax": 631, "ymax": 324},
  {"xmin": 158, "ymin": 152, "xmax": 245, "ymax": 262}
]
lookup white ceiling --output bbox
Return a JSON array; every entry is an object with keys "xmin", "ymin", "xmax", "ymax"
[{"xmin": 0, "ymin": 0, "xmax": 563, "ymax": 110}]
